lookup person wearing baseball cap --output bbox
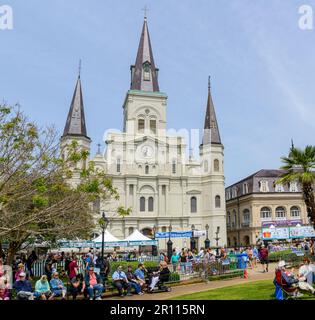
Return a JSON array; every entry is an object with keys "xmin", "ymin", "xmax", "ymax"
[{"xmin": 13, "ymin": 272, "xmax": 34, "ymax": 300}]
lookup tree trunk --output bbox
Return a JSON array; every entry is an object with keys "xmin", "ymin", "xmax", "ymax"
[
  {"xmin": 302, "ymin": 183, "xmax": 315, "ymax": 227},
  {"xmin": 6, "ymin": 241, "xmax": 21, "ymax": 266}
]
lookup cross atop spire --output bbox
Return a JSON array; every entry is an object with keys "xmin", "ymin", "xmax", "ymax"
[
  {"xmin": 202, "ymin": 76, "xmax": 221, "ymax": 145},
  {"xmin": 62, "ymin": 72, "xmax": 90, "ymax": 140},
  {"xmin": 130, "ymin": 17, "xmax": 159, "ymax": 92},
  {"xmin": 142, "ymin": 5, "xmax": 149, "ymax": 19},
  {"xmin": 78, "ymin": 59, "xmax": 82, "ymax": 78}
]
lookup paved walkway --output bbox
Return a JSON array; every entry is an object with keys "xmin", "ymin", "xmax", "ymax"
[{"xmin": 107, "ymin": 263, "xmax": 276, "ymax": 300}]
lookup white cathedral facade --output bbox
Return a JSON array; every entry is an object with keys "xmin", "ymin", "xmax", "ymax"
[{"xmin": 61, "ymin": 18, "xmax": 227, "ymax": 250}]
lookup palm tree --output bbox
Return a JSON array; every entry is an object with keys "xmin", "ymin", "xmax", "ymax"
[{"xmin": 277, "ymin": 145, "xmax": 315, "ymax": 227}]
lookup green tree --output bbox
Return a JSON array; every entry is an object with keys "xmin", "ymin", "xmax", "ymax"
[
  {"xmin": 0, "ymin": 104, "xmax": 130, "ymax": 263},
  {"xmin": 278, "ymin": 145, "xmax": 315, "ymax": 227}
]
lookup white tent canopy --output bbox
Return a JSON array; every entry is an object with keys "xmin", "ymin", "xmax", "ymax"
[
  {"xmin": 92, "ymin": 230, "xmax": 120, "ymax": 243},
  {"xmin": 123, "ymin": 229, "xmax": 153, "ymax": 242}
]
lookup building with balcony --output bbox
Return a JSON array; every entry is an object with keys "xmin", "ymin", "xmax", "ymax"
[{"xmin": 225, "ymin": 169, "xmax": 310, "ymax": 247}]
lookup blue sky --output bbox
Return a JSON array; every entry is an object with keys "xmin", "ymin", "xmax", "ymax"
[{"xmin": 1, "ymin": 0, "xmax": 315, "ymax": 186}]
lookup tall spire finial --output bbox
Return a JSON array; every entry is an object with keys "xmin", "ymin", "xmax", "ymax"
[
  {"xmin": 208, "ymin": 75, "xmax": 211, "ymax": 92},
  {"xmin": 291, "ymin": 138, "xmax": 295, "ymax": 151},
  {"xmin": 142, "ymin": 5, "xmax": 149, "ymax": 20},
  {"xmin": 78, "ymin": 59, "xmax": 82, "ymax": 78},
  {"xmin": 97, "ymin": 143, "xmax": 101, "ymax": 155}
]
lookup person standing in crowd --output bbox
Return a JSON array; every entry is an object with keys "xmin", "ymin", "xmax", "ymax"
[
  {"xmin": 126, "ymin": 265, "xmax": 143, "ymax": 295},
  {"xmin": 259, "ymin": 245, "xmax": 269, "ymax": 273},
  {"xmin": 68, "ymin": 255, "xmax": 79, "ymax": 280},
  {"xmin": 112, "ymin": 266, "xmax": 132, "ymax": 297},
  {"xmin": 64, "ymin": 253, "xmax": 71, "ymax": 276},
  {"xmin": 50, "ymin": 271, "xmax": 67, "ymax": 299},
  {"xmin": 252, "ymin": 246, "xmax": 258, "ymax": 268},
  {"xmin": 171, "ymin": 250, "xmax": 179, "ymax": 272},
  {"xmin": 179, "ymin": 249, "xmax": 188, "ymax": 274},
  {"xmin": 202, "ymin": 248, "xmax": 211, "ymax": 282},
  {"xmin": 34, "ymin": 275, "xmax": 53, "ymax": 300},
  {"xmin": 85, "ymin": 266, "xmax": 104, "ymax": 300},
  {"xmin": 85, "ymin": 252, "xmax": 94, "ymax": 271},
  {"xmin": 95, "ymin": 254, "xmax": 108, "ymax": 286},
  {"xmin": 26, "ymin": 250, "xmax": 37, "ymax": 279},
  {"xmin": 187, "ymin": 250, "xmax": 194, "ymax": 274},
  {"xmin": 44, "ymin": 254, "xmax": 53, "ymax": 281},
  {"xmin": 246, "ymin": 247, "xmax": 253, "ymax": 269},
  {"xmin": 13, "ymin": 272, "xmax": 34, "ymax": 300}
]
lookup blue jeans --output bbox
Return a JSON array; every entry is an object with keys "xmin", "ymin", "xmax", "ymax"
[
  {"xmin": 130, "ymin": 281, "xmax": 141, "ymax": 294},
  {"xmin": 180, "ymin": 262, "xmax": 187, "ymax": 273},
  {"xmin": 87, "ymin": 284, "xmax": 103, "ymax": 299}
]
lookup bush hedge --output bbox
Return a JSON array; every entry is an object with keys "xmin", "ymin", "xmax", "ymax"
[
  {"xmin": 109, "ymin": 260, "xmax": 158, "ymax": 275},
  {"xmin": 209, "ymin": 270, "xmax": 244, "ymax": 281}
]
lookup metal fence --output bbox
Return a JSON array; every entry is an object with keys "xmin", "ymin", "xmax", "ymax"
[{"xmin": 27, "ymin": 256, "xmax": 160, "ymax": 277}]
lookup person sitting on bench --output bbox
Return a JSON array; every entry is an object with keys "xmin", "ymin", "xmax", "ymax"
[
  {"xmin": 148, "ymin": 261, "xmax": 170, "ymax": 292},
  {"xmin": 112, "ymin": 266, "xmax": 132, "ymax": 297}
]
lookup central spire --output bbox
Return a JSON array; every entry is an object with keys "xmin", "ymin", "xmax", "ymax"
[
  {"xmin": 62, "ymin": 66, "xmax": 89, "ymax": 140},
  {"xmin": 202, "ymin": 76, "xmax": 221, "ymax": 145},
  {"xmin": 130, "ymin": 17, "xmax": 160, "ymax": 92}
]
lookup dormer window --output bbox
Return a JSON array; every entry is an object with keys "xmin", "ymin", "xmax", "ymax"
[{"xmin": 143, "ymin": 61, "xmax": 151, "ymax": 81}]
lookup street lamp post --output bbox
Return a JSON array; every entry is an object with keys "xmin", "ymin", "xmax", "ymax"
[
  {"xmin": 214, "ymin": 226, "xmax": 220, "ymax": 256},
  {"xmin": 167, "ymin": 224, "xmax": 173, "ymax": 262},
  {"xmin": 152, "ymin": 225, "xmax": 158, "ymax": 256},
  {"xmin": 99, "ymin": 211, "xmax": 109, "ymax": 262},
  {"xmin": 190, "ymin": 224, "xmax": 196, "ymax": 251},
  {"xmin": 205, "ymin": 224, "xmax": 210, "ymax": 249}
]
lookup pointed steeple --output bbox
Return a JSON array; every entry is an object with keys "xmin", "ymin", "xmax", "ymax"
[
  {"xmin": 62, "ymin": 68, "xmax": 90, "ymax": 140},
  {"xmin": 130, "ymin": 17, "xmax": 159, "ymax": 92},
  {"xmin": 202, "ymin": 76, "xmax": 221, "ymax": 145}
]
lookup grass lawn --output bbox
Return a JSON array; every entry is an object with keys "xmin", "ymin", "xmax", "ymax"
[{"xmin": 170, "ymin": 280, "xmax": 315, "ymax": 300}]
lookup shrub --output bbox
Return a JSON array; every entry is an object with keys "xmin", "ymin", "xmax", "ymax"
[
  {"xmin": 168, "ymin": 272, "xmax": 180, "ymax": 282},
  {"xmin": 109, "ymin": 260, "xmax": 158, "ymax": 275}
]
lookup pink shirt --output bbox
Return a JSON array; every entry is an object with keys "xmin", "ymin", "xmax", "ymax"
[{"xmin": 89, "ymin": 273, "xmax": 97, "ymax": 286}]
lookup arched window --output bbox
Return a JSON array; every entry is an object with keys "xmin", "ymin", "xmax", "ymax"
[
  {"xmin": 214, "ymin": 159, "xmax": 220, "ymax": 172},
  {"xmin": 191, "ymin": 197, "xmax": 197, "ymax": 213},
  {"xmin": 140, "ymin": 197, "xmax": 145, "ymax": 212},
  {"xmin": 148, "ymin": 197, "xmax": 154, "ymax": 212},
  {"xmin": 260, "ymin": 207, "xmax": 271, "ymax": 219},
  {"xmin": 129, "ymin": 227, "xmax": 134, "ymax": 235},
  {"xmin": 138, "ymin": 119, "xmax": 145, "ymax": 133},
  {"xmin": 172, "ymin": 160, "xmax": 176, "ymax": 174},
  {"xmin": 215, "ymin": 195, "xmax": 221, "ymax": 208},
  {"xmin": 145, "ymin": 165, "xmax": 149, "ymax": 174},
  {"xmin": 117, "ymin": 158, "xmax": 121, "ymax": 173},
  {"xmin": 290, "ymin": 206, "xmax": 300, "ymax": 217},
  {"xmin": 276, "ymin": 206, "xmax": 286, "ymax": 219}
]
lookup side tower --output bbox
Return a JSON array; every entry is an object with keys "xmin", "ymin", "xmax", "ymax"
[
  {"xmin": 199, "ymin": 77, "xmax": 226, "ymax": 246},
  {"xmin": 61, "ymin": 70, "xmax": 91, "ymax": 185}
]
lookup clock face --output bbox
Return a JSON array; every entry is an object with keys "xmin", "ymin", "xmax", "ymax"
[{"xmin": 141, "ymin": 145, "xmax": 154, "ymax": 158}]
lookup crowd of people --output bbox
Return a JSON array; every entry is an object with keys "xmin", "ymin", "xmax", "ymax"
[
  {"xmin": 1, "ymin": 238, "xmax": 315, "ymax": 301},
  {"xmin": 0, "ymin": 249, "xmax": 172, "ymax": 300}
]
